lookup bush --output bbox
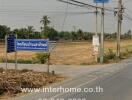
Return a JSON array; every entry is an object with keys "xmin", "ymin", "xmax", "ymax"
[
  {"xmin": 34, "ymin": 53, "xmax": 49, "ymax": 64},
  {"xmin": 20, "ymin": 69, "xmax": 33, "ymax": 73},
  {"xmin": 106, "ymin": 49, "xmax": 116, "ymax": 60},
  {"xmin": 17, "ymin": 59, "xmax": 32, "ymax": 64},
  {"xmin": 126, "ymin": 49, "xmax": 132, "ymax": 54},
  {"xmin": 0, "ymin": 59, "xmax": 33, "ymax": 64},
  {"xmin": 0, "ymin": 68, "xmax": 4, "ymax": 73},
  {"xmin": 98, "ymin": 49, "xmax": 116, "ymax": 63},
  {"xmin": 120, "ymin": 49, "xmax": 132, "ymax": 58}
]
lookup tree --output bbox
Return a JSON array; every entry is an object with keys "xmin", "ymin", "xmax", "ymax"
[
  {"xmin": 13, "ymin": 28, "xmax": 28, "ymax": 39},
  {"xmin": 76, "ymin": 29, "xmax": 84, "ymax": 40},
  {"xmin": 127, "ymin": 30, "xmax": 132, "ymax": 39},
  {"xmin": 27, "ymin": 26, "xmax": 34, "ymax": 39},
  {"xmin": 40, "ymin": 15, "xmax": 51, "ymax": 38},
  {"xmin": 0, "ymin": 25, "xmax": 10, "ymax": 40},
  {"xmin": 46, "ymin": 27, "xmax": 58, "ymax": 40}
]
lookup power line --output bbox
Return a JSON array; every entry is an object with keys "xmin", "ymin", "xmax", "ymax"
[
  {"xmin": 57, "ymin": 0, "xmax": 115, "ymax": 12},
  {"xmin": 123, "ymin": 0, "xmax": 132, "ymax": 4},
  {"xmin": 123, "ymin": 13, "xmax": 132, "ymax": 21},
  {"xmin": 61, "ymin": 0, "xmax": 69, "ymax": 31},
  {"xmin": 57, "ymin": 0, "xmax": 89, "ymax": 8}
]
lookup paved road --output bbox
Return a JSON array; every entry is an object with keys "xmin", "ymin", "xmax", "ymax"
[
  {"xmin": 14, "ymin": 59, "xmax": 132, "ymax": 100},
  {"xmin": 0, "ymin": 63, "xmax": 118, "ymax": 77},
  {"xmin": 53, "ymin": 63, "xmax": 132, "ymax": 100}
]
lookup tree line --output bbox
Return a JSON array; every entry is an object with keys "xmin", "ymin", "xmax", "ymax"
[{"xmin": 0, "ymin": 15, "xmax": 131, "ymax": 42}]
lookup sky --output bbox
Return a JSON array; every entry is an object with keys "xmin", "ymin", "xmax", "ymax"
[{"xmin": 0, "ymin": 0, "xmax": 132, "ymax": 33}]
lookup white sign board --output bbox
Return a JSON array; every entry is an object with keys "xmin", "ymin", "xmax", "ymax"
[
  {"xmin": 93, "ymin": 46, "xmax": 99, "ymax": 52},
  {"xmin": 93, "ymin": 35, "xmax": 100, "ymax": 46}
]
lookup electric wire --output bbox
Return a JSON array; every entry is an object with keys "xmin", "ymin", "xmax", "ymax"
[
  {"xmin": 61, "ymin": 0, "xmax": 69, "ymax": 31},
  {"xmin": 57, "ymin": 0, "xmax": 115, "ymax": 12}
]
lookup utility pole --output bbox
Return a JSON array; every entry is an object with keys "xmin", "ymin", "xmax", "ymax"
[
  {"xmin": 117, "ymin": 0, "xmax": 123, "ymax": 58},
  {"xmin": 95, "ymin": 4, "xmax": 98, "ymax": 36},
  {"xmin": 93, "ymin": 4, "xmax": 99, "ymax": 63},
  {"xmin": 100, "ymin": 3, "xmax": 105, "ymax": 64}
]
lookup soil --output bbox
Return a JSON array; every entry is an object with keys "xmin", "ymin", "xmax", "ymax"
[{"xmin": 0, "ymin": 68, "xmax": 65, "ymax": 99}]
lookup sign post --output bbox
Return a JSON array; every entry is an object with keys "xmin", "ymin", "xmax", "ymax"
[
  {"xmin": 47, "ymin": 53, "xmax": 50, "ymax": 74},
  {"xmin": 15, "ymin": 34, "xmax": 17, "ymax": 73},
  {"xmin": 5, "ymin": 34, "xmax": 16, "ymax": 74},
  {"xmin": 5, "ymin": 35, "xmax": 7, "ymax": 74}
]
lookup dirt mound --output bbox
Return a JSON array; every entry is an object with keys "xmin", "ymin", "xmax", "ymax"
[{"xmin": 0, "ymin": 68, "xmax": 61, "ymax": 96}]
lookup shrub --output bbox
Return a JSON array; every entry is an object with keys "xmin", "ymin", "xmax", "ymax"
[
  {"xmin": 0, "ymin": 59, "xmax": 32, "ymax": 64},
  {"xmin": 126, "ymin": 49, "xmax": 132, "ymax": 54},
  {"xmin": 20, "ymin": 69, "xmax": 33, "ymax": 73},
  {"xmin": 0, "ymin": 68, "xmax": 4, "ymax": 73},
  {"xmin": 17, "ymin": 59, "xmax": 32, "ymax": 64},
  {"xmin": 98, "ymin": 49, "xmax": 116, "ymax": 63},
  {"xmin": 35, "ymin": 53, "xmax": 49, "ymax": 64},
  {"xmin": 106, "ymin": 49, "xmax": 116, "ymax": 60}
]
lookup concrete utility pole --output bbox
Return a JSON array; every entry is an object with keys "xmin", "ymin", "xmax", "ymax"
[
  {"xmin": 95, "ymin": 4, "xmax": 98, "ymax": 36},
  {"xmin": 100, "ymin": 3, "xmax": 105, "ymax": 64},
  {"xmin": 117, "ymin": 0, "xmax": 123, "ymax": 58},
  {"xmin": 94, "ymin": 4, "xmax": 98, "ymax": 62}
]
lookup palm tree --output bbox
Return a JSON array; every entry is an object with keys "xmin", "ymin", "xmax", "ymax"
[
  {"xmin": 27, "ymin": 26, "xmax": 34, "ymax": 39},
  {"xmin": 40, "ymin": 15, "xmax": 50, "ymax": 38}
]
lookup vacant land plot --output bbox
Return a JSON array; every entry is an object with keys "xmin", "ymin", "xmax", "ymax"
[
  {"xmin": 0, "ymin": 40, "xmax": 132, "ymax": 65},
  {"xmin": 0, "ymin": 68, "xmax": 64, "ymax": 100}
]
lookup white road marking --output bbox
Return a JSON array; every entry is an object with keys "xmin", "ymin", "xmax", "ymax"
[{"xmin": 48, "ymin": 77, "xmax": 97, "ymax": 99}]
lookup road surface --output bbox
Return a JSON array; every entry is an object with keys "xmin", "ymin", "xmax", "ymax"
[
  {"xmin": 14, "ymin": 59, "xmax": 132, "ymax": 100},
  {"xmin": 52, "ymin": 62, "xmax": 132, "ymax": 100}
]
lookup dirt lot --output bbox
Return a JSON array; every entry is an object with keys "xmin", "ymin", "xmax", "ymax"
[
  {"xmin": 0, "ymin": 40, "xmax": 132, "ymax": 65},
  {"xmin": 0, "ymin": 68, "xmax": 64, "ymax": 99}
]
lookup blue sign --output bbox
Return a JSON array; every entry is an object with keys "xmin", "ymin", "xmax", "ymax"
[
  {"xmin": 15, "ymin": 39, "xmax": 49, "ymax": 52},
  {"xmin": 7, "ymin": 34, "xmax": 16, "ymax": 53},
  {"xmin": 94, "ymin": 0, "xmax": 109, "ymax": 3}
]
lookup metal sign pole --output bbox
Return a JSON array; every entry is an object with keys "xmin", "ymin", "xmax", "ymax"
[
  {"xmin": 47, "ymin": 40, "xmax": 50, "ymax": 75},
  {"xmin": 5, "ymin": 35, "xmax": 8, "ymax": 73},
  {"xmin": 15, "ymin": 34, "xmax": 18, "ymax": 73},
  {"xmin": 47, "ymin": 53, "xmax": 50, "ymax": 75}
]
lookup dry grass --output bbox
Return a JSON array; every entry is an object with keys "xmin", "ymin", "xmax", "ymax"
[
  {"xmin": 0, "ymin": 40, "xmax": 132, "ymax": 65},
  {"xmin": 0, "ymin": 68, "xmax": 65, "ymax": 99}
]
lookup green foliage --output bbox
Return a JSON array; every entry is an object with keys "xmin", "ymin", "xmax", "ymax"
[
  {"xmin": 98, "ymin": 49, "xmax": 116, "ymax": 63},
  {"xmin": 106, "ymin": 49, "xmax": 116, "ymax": 59},
  {"xmin": 0, "ymin": 59, "xmax": 33, "ymax": 64},
  {"xmin": 126, "ymin": 48, "xmax": 132, "ymax": 54},
  {"xmin": 27, "ymin": 26, "xmax": 34, "ymax": 39},
  {"xmin": 120, "ymin": 49, "xmax": 132, "ymax": 58},
  {"xmin": 13, "ymin": 26, "xmax": 37, "ymax": 39},
  {"xmin": 0, "ymin": 15, "xmax": 132, "ymax": 41},
  {"xmin": 0, "ymin": 25, "xmax": 10, "ymax": 39},
  {"xmin": 17, "ymin": 59, "xmax": 33, "ymax": 64},
  {"xmin": 40, "ymin": 15, "xmax": 51, "ymax": 38},
  {"xmin": 44, "ymin": 27, "xmax": 58, "ymax": 40},
  {"xmin": 34, "ymin": 53, "xmax": 49, "ymax": 64}
]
